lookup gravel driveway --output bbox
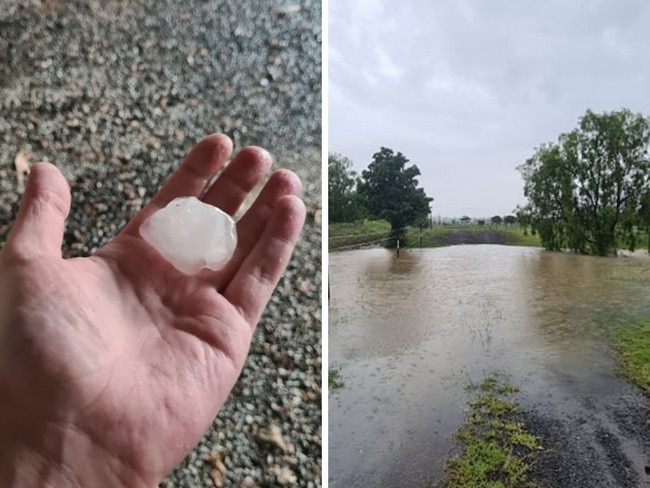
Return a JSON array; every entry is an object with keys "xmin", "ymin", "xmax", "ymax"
[{"xmin": 0, "ymin": 1, "xmax": 322, "ymax": 486}]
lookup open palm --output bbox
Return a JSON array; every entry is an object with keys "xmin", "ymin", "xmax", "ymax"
[{"xmin": 0, "ymin": 134, "xmax": 305, "ymax": 488}]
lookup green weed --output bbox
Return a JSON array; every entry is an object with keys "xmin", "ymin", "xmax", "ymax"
[
  {"xmin": 443, "ymin": 374, "xmax": 541, "ymax": 488},
  {"xmin": 329, "ymin": 368, "xmax": 345, "ymax": 390}
]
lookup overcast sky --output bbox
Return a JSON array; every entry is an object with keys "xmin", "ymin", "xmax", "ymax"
[{"xmin": 329, "ymin": 0, "xmax": 650, "ymax": 218}]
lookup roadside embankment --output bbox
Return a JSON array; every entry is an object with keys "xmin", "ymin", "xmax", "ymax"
[{"xmin": 329, "ymin": 220, "xmax": 540, "ymax": 251}]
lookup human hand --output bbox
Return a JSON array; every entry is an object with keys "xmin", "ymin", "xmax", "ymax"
[{"xmin": 0, "ymin": 134, "xmax": 305, "ymax": 488}]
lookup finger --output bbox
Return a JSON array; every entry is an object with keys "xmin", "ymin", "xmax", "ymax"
[
  {"xmin": 224, "ymin": 195, "xmax": 305, "ymax": 326},
  {"xmin": 4, "ymin": 163, "xmax": 71, "ymax": 259},
  {"xmin": 212, "ymin": 169, "xmax": 301, "ymax": 288},
  {"xmin": 122, "ymin": 134, "xmax": 232, "ymax": 235},
  {"xmin": 201, "ymin": 146, "xmax": 272, "ymax": 216}
]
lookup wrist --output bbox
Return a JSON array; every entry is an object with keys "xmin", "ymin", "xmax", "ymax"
[
  {"xmin": 0, "ymin": 419, "xmax": 151, "ymax": 488},
  {"xmin": 0, "ymin": 440, "xmax": 82, "ymax": 488}
]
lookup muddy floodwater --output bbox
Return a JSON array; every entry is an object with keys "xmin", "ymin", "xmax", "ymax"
[{"xmin": 329, "ymin": 245, "xmax": 650, "ymax": 487}]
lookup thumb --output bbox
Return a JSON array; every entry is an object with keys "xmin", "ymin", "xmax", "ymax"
[{"xmin": 4, "ymin": 162, "xmax": 71, "ymax": 259}]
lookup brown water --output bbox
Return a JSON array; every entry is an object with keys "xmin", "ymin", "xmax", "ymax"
[{"xmin": 328, "ymin": 245, "xmax": 650, "ymax": 487}]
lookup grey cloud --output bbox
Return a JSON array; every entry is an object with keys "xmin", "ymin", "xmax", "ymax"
[{"xmin": 330, "ymin": 0, "xmax": 650, "ymax": 216}]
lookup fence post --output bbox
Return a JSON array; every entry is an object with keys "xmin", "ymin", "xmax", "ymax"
[{"xmin": 396, "ymin": 238, "xmax": 400, "ymax": 258}]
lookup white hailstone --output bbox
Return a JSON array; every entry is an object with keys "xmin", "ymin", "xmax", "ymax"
[{"xmin": 140, "ymin": 196, "xmax": 237, "ymax": 275}]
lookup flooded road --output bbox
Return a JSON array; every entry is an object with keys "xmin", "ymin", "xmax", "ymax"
[{"xmin": 329, "ymin": 245, "xmax": 650, "ymax": 487}]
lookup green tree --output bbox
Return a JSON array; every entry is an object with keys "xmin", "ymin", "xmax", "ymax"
[
  {"xmin": 357, "ymin": 147, "xmax": 433, "ymax": 236},
  {"xmin": 504, "ymin": 215, "xmax": 517, "ymax": 226},
  {"xmin": 514, "ymin": 205, "xmax": 532, "ymax": 235},
  {"xmin": 328, "ymin": 153, "xmax": 365, "ymax": 223},
  {"xmin": 639, "ymin": 190, "xmax": 650, "ymax": 253},
  {"xmin": 519, "ymin": 109, "xmax": 650, "ymax": 256},
  {"xmin": 491, "ymin": 215, "xmax": 503, "ymax": 225}
]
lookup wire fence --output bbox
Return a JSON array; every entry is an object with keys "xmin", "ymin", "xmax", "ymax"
[
  {"xmin": 328, "ymin": 226, "xmax": 417, "ymax": 252},
  {"xmin": 328, "ymin": 226, "xmax": 409, "ymax": 241},
  {"xmin": 328, "ymin": 224, "xmax": 416, "ymax": 252},
  {"xmin": 329, "ymin": 235, "xmax": 394, "ymax": 252}
]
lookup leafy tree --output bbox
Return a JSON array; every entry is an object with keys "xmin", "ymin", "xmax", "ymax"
[
  {"xmin": 491, "ymin": 215, "xmax": 503, "ymax": 225},
  {"xmin": 514, "ymin": 205, "xmax": 532, "ymax": 235},
  {"xmin": 460, "ymin": 215, "xmax": 471, "ymax": 224},
  {"xmin": 504, "ymin": 215, "xmax": 517, "ymax": 226},
  {"xmin": 357, "ymin": 147, "xmax": 433, "ymax": 235},
  {"xmin": 519, "ymin": 109, "xmax": 650, "ymax": 256},
  {"xmin": 639, "ymin": 190, "xmax": 650, "ymax": 253},
  {"xmin": 328, "ymin": 153, "xmax": 365, "ymax": 223},
  {"xmin": 519, "ymin": 143, "xmax": 573, "ymax": 251}
]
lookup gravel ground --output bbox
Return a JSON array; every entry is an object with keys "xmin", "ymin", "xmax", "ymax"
[
  {"xmin": 523, "ymin": 383, "xmax": 650, "ymax": 488},
  {"xmin": 0, "ymin": 1, "xmax": 321, "ymax": 486}
]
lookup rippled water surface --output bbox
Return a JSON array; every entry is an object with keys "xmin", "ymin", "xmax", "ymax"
[{"xmin": 328, "ymin": 245, "xmax": 650, "ymax": 487}]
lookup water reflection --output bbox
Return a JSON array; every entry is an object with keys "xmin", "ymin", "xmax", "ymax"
[{"xmin": 329, "ymin": 246, "xmax": 650, "ymax": 487}]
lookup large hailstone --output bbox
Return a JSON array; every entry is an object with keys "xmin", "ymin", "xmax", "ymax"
[{"xmin": 140, "ymin": 196, "xmax": 237, "ymax": 274}]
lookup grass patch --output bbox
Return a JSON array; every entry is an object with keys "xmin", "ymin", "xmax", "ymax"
[
  {"xmin": 329, "ymin": 368, "xmax": 345, "ymax": 390},
  {"xmin": 615, "ymin": 319, "xmax": 650, "ymax": 397},
  {"xmin": 443, "ymin": 374, "xmax": 542, "ymax": 488},
  {"xmin": 499, "ymin": 228, "xmax": 542, "ymax": 247},
  {"xmin": 409, "ymin": 226, "xmax": 541, "ymax": 248}
]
